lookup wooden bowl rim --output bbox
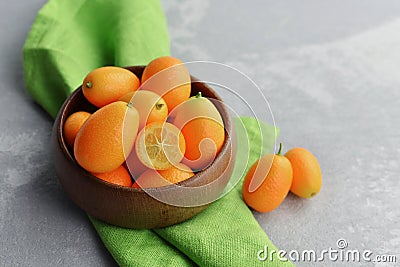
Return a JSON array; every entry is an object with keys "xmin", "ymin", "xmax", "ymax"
[{"xmin": 56, "ymin": 66, "xmax": 233, "ymax": 194}]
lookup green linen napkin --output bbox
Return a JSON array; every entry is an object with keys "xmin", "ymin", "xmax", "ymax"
[{"xmin": 23, "ymin": 0, "xmax": 293, "ymax": 266}]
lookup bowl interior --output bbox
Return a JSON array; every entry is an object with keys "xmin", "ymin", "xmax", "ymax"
[{"xmin": 59, "ymin": 66, "xmax": 233, "ymax": 190}]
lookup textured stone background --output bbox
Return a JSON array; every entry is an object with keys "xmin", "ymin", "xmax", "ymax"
[{"xmin": 1, "ymin": 0, "xmax": 399, "ymax": 266}]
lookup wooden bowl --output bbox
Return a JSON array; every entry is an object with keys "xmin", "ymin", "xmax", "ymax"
[{"xmin": 52, "ymin": 66, "xmax": 235, "ymax": 229}]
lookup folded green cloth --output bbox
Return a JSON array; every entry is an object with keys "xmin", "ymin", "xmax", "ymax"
[{"xmin": 23, "ymin": 0, "xmax": 293, "ymax": 266}]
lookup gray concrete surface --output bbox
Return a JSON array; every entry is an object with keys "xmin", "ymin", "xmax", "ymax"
[{"xmin": 1, "ymin": 0, "xmax": 399, "ymax": 266}]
